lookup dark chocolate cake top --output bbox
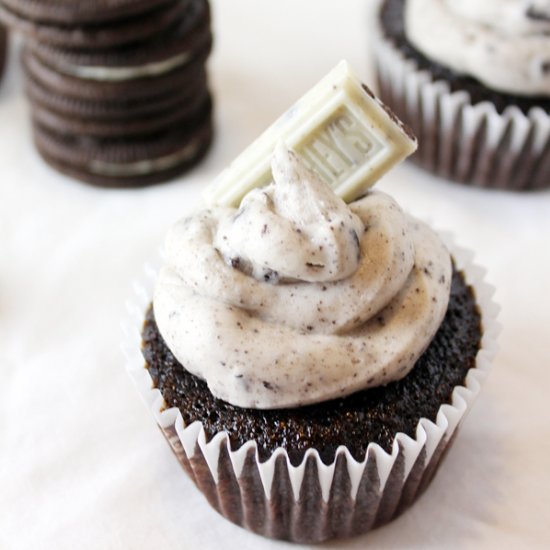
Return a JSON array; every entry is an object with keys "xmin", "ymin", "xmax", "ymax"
[{"xmin": 142, "ymin": 266, "xmax": 481, "ymax": 466}]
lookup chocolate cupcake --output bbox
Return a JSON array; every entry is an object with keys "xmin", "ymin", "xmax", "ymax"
[
  {"xmin": 124, "ymin": 67, "xmax": 499, "ymax": 543},
  {"xmin": 372, "ymin": 0, "xmax": 550, "ymax": 190}
]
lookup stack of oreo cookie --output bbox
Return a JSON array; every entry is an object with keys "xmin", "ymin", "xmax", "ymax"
[{"xmin": 0, "ymin": 0, "xmax": 213, "ymax": 186}]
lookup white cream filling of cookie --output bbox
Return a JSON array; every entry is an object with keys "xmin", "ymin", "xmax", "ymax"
[
  {"xmin": 88, "ymin": 138, "xmax": 201, "ymax": 177},
  {"xmin": 57, "ymin": 50, "xmax": 191, "ymax": 82}
]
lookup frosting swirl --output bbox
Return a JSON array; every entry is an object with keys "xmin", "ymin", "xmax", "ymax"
[
  {"xmin": 405, "ymin": 0, "xmax": 550, "ymax": 96},
  {"xmin": 154, "ymin": 146, "xmax": 451, "ymax": 409},
  {"xmin": 213, "ymin": 148, "xmax": 365, "ymax": 284}
]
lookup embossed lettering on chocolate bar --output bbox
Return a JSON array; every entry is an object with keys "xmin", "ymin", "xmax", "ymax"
[{"xmin": 298, "ymin": 106, "xmax": 382, "ymax": 187}]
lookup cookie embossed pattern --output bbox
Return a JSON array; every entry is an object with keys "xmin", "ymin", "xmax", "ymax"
[{"xmin": 123, "ymin": 61, "xmax": 500, "ymax": 543}]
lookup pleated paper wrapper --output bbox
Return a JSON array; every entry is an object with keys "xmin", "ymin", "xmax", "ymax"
[{"xmin": 122, "ymin": 237, "xmax": 500, "ymax": 543}]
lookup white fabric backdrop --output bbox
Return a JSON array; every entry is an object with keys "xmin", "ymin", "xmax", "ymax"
[{"xmin": 1, "ymin": 1, "xmax": 549, "ymax": 548}]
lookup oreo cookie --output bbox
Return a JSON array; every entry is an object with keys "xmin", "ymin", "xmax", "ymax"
[
  {"xmin": 0, "ymin": 1, "xmax": 191, "ymax": 50},
  {"xmin": 0, "ymin": 0, "xmax": 175, "ymax": 25},
  {"xmin": 33, "ymin": 99, "xmax": 213, "ymax": 187},
  {"xmin": 32, "ymin": 91, "xmax": 211, "ymax": 138},
  {"xmin": 0, "ymin": 0, "xmax": 214, "ymax": 187},
  {"xmin": 22, "ymin": 41, "xmax": 211, "ymax": 100},
  {"xmin": 27, "ymin": 0, "xmax": 211, "ymax": 68},
  {"xmin": 25, "ymin": 61, "xmax": 209, "ymax": 120}
]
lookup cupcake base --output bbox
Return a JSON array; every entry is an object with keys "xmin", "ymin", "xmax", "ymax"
[
  {"xmin": 373, "ymin": 0, "xmax": 550, "ymax": 190},
  {"xmin": 122, "ymin": 241, "xmax": 499, "ymax": 543},
  {"xmin": 156, "ymin": 419, "xmax": 459, "ymax": 543}
]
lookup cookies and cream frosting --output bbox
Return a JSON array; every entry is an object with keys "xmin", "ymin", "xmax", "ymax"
[
  {"xmin": 153, "ymin": 145, "xmax": 451, "ymax": 409},
  {"xmin": 405, "ymin": 0, "xmax": 550, "ymax": 96}
]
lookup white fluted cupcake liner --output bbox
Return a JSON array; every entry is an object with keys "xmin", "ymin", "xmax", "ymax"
[
  {"xmin": 122, "ymin": 237, "xmax": 500, "ymax": 543},
  {"xmin": 371, "ymin": 12, "xmax": 550, "ymax": 190}
]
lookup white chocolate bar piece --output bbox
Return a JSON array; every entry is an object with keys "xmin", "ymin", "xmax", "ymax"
[{"xmin": 203, "ymin": 60, "xmax": 417, "ymax": 207}]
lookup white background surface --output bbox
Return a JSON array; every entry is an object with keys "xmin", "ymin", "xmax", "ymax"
[{"xmin": 1, "ymin": 1, "xmax": 550, "ymax": 548}]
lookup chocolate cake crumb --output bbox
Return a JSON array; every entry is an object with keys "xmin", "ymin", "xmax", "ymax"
[{"xmin": 142, "ymin": 267, "xmax": 481, "ymax": 467}]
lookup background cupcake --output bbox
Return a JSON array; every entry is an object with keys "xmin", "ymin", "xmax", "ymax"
[{"xmin": 373, "ymin": 0, "xmax": 550, "ymax": 190}]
